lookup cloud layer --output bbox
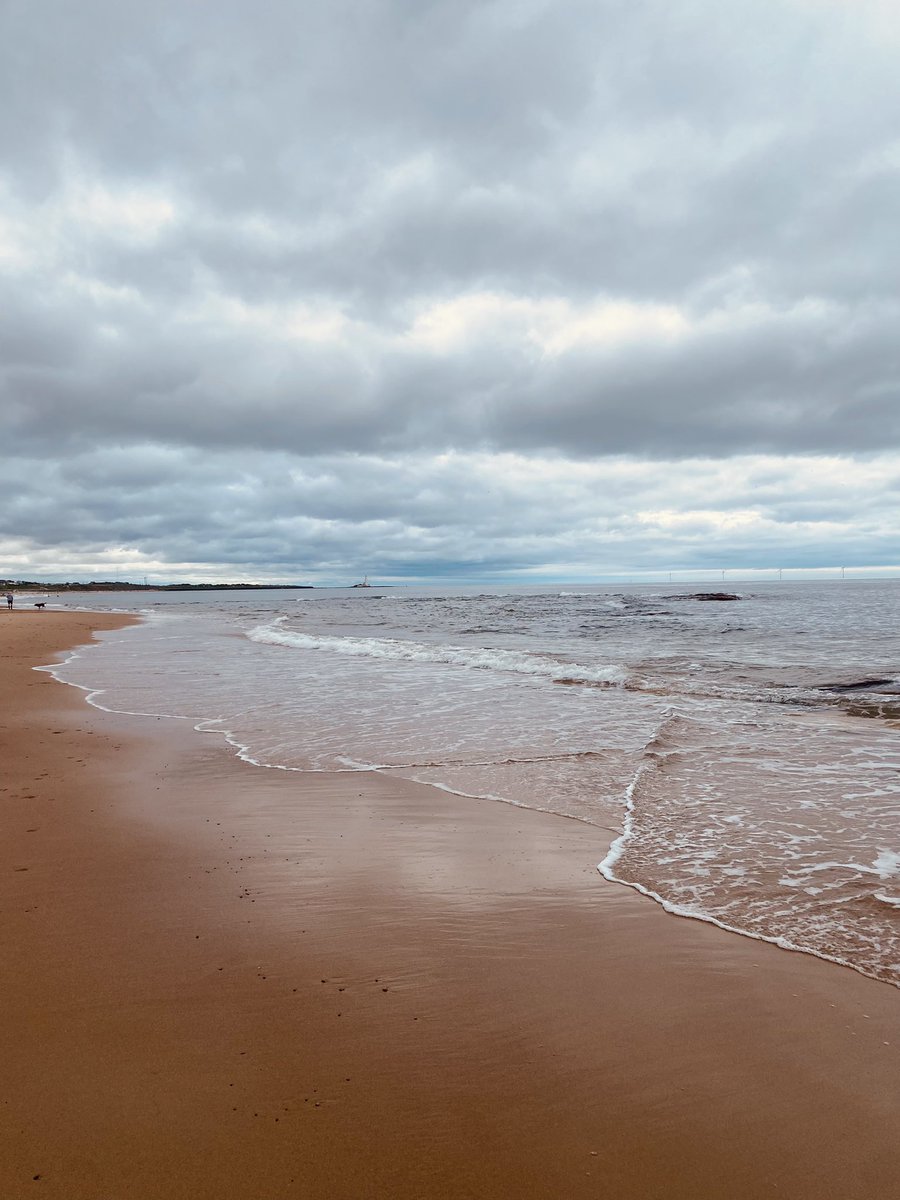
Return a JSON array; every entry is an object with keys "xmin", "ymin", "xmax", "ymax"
[{"xmin": 2, "ymin": 0, "xmax": 898, "ymax": 581}]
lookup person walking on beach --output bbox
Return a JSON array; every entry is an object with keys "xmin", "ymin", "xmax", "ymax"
[{"xmin": 5, "ymin": 592, "xmax": 13, "ymax": 610}]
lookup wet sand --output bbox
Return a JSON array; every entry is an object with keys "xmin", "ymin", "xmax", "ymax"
[{"xmin": 2, "ymin": 609, "xmax": 899, "ymax": 1199}]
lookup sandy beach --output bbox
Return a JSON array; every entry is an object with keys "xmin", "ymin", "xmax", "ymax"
[{"xmin": 1, "ymin": 610, "xmax": 898, "ymax": 1199}]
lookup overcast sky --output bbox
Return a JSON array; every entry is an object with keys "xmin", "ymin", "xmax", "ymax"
[{"xmin": 2, "ymin": 0, "xmax": 898, "ymax": 584}]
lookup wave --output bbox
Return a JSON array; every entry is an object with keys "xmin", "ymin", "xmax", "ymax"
[
  {"xmin": 246, "ymin": 624, "xmax": 629, "ymax": 686},
  {"xmin": 598, "ymin": 716, "xmax": 900, "ymax": 988},
  {"xmin": 598, "ymin": 708, "xmax": 683, "ymax": 879}
]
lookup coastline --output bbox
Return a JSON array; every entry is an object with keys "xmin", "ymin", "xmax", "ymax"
[{"xmin": 2, "ymin": 610, "xmax": 899, "ymax": 1198}]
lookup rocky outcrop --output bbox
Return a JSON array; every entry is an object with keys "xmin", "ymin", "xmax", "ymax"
[{"xmin": 666, "ymin": 592, "xmax": 742, "ymax": 601}]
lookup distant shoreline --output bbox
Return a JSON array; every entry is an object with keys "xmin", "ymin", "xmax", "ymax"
[{"xmin": 2, "ymin": 582, "xmax": 317, "ymax": 592}]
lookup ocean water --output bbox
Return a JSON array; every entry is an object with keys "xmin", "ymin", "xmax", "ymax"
[{"xmin": 42, "ymin": 581, "xmax": 899, "ymax": 987}]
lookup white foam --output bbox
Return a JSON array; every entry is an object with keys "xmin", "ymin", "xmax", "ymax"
[
  {"xmin": 597, "ymin": 707, "xmax": 900, "ymax": 989},
  {"xmin": 874, "ymin": 849, "xmax": 900, "ymax": 880},
  {"xmin": 598, "ymin": 709, "xmax": 679, "ymax": 876},
  {"xmin": 246, "ymin": 624, "xmax": 629, "ymax": 687},
  {"xmin": 781, "ymin": 860, "xmax": 882, "ymax": 878}
]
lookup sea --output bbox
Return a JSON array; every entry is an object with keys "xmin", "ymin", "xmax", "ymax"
[{"xmin": 36, "ymin": 580, "xmax": 900, "ymax": 988}]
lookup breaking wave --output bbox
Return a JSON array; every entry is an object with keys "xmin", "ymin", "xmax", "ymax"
[{"xmin": 247, "ymin": 624, "xmax": 629, "ymax": 687}]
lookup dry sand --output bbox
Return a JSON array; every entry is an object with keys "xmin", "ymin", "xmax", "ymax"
[{"xmin": 1, "ymin": 609, "xmax": 898, "ymax": 1199}]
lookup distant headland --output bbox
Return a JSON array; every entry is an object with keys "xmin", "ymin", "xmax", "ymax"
[{"xmin": 1, "ymin": 580, "xmax": 315, "ymax": 592}]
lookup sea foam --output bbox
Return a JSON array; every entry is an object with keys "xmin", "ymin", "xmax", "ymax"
[{"xmin": 247, "ymin": 624, "xmax": 629, "ymax": 687}]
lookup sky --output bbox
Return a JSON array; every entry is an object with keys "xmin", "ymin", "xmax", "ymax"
[{"xmin": 2, "ymin": 0, "xmax": 899, "ymax": 584}]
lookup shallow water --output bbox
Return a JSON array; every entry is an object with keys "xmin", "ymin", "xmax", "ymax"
[{"xmin": 45, "ymin": 581, "xmax": 900, "ymax": 985}]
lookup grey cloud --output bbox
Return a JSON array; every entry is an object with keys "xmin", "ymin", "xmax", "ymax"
[
  {"xmin": 4, "ymin": 296, "xmax": 900, "ymax": 462},
  {"xmin": 3, "ymin": 445, "xmax": 896, "ymax": 581}
]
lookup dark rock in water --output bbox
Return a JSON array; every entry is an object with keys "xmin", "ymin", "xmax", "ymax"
[
  {"xmin": 665, "ymin": 592, "xmax": 742, "ymax": 602},
  {"xmin": 823, "ymin": 678, "xmax": 897, "ymax": 693}
]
